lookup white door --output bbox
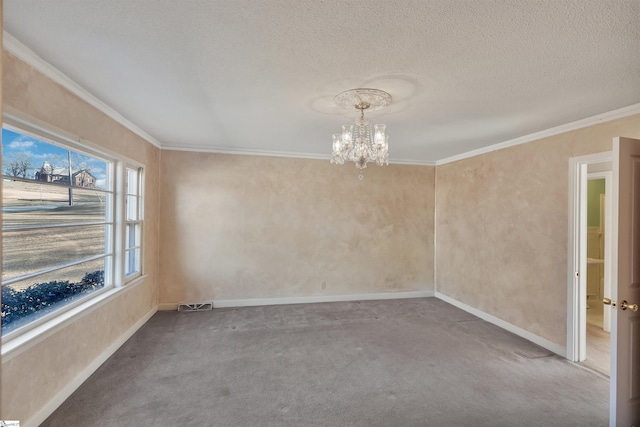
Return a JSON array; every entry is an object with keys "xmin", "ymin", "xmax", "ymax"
[{"xmin": 610, "ymin": 136, "xmax": 640, "ymax": 426}]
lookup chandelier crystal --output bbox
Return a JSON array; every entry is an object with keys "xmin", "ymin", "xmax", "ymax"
[{"xmin": 331, "ymin": 88, "xmax": 391, "ymax": 179}]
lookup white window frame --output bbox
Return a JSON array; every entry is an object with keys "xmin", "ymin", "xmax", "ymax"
[
  {"xmin": 1, "ymin": 113, "xmax": 145, "ymax": 343},
  {"xmin": 124, "ymin": 165, "xmax": 144, "ymax": 282}
]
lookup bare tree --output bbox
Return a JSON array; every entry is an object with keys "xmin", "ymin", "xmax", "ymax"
[{"xmin": 4, "ymin": 153, "xmax": 33, "ymax": 178}]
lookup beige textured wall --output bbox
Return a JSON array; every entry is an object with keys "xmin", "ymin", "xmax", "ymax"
[
  {"xmin": 435, "ymin": 114, "xmax": 640, "ymax": 347},
  {"xmin": 159, "ymin": 151, "xmax": 435, "ymax": 304},
  {"xmin": 1, "ymin": 50, "xmax": 160, "ymax": 422}
]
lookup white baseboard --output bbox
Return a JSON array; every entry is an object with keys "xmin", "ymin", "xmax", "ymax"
[
  {"xmin": 158, "ymin": 290, "xmax": 434, "ymax": 311},
  {"xmin": 24, "ymin": 306, "xmax": 158, "ymax": 427},
  {"xmin": 435, "ymin": 292, "xmax": 566, "ymax": 358},
  {"xmin": 158, "ymin": 302, "xmax": 181, "ymax": 311}
]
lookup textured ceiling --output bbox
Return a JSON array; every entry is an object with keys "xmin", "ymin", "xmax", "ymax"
[{"xmin": 4, "ymin": 0, "xmax": 640, "ymax": 163}]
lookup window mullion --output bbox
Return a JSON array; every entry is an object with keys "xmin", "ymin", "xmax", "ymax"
[
  {"xmin": 2, "ymin": 253, "xmax": 108, "ymax": 286},
  {"xmin": 3, "ymin": 221, "xmax": 111, "ymax": 232},
  {"xmin": 113, "ymin": 162, "xmax": 126, "ymax": 287}
]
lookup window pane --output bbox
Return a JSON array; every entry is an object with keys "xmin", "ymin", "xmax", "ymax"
[
  {"xmin": 2, "ymin": 128, "xmax": 110, "ymax": 190},
  {"xmin": 125, "ymin": 220, "xmax": 140, "ymax": 276},
  {"xmin": 3, "ymin": 179, "xmax": 108, "ymax": 227},
  {"xmin": 126, "ymin": 195, "xmax": 138, "ymax": 221},
  {"xmin": 1, "ymin": 257, "xmax": 106, "ymax": 335},
  {"xmin": 126, "ymin": 168, "xmax": 138, "ymax": 195},
  {"xmin": 125, "ymin": 248, "xmax": 140, "ymax": 277},
  {"xmin": 72, "ymin": 187, "xmax": 111, "ymax": 208},
  {"xmin": 125, "ymin": 223, "xmax": 140, "ymax": 250},
  {"xmin": 1, "ymin": 127, "xmax": 114, "ymax": 337},
  {"xmin": 2, "ymin": 225, "xmax": 106, "ymax": 281}
]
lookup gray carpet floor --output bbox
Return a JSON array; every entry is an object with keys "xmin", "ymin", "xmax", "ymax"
[{"xmin": 42, "ymin": 298, "xmax": 608, "ymax": 426}]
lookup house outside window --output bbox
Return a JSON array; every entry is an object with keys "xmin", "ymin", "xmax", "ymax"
[{"xmin": 1, "ymin": 124, "xmax": 144, "ymax": 338}]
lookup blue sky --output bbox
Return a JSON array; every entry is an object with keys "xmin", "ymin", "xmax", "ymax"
[{"xmin": 2, "ymin": 128, "xmax": 108, "ymax": 188}]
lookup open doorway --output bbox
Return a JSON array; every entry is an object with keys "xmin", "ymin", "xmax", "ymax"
[
  {"xmin": 569, "ymin": 138, "xmax": 640, "ymax": 425},
  {"xmin": 567, "ymin": 152, "xmax": 613, "ymax": 376},
  {"xmin": 582, "ymin": 170, "xmax": 612, "ymax": 375}
]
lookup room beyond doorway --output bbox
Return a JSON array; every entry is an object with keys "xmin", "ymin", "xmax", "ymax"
[
  {"xmin": 568, "ymin": 154, "xmax": 613, "ymax": 376},
  {"xmin": 583, "ymin": 322, "xmax": 610, "ymax": 376},
  {"xmin": 581, "ymin": 176, "xmax": 610, "ymax": 376}
]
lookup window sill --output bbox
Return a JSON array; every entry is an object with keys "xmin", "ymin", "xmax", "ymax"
[{"xmin": 1, "ymin": 274, "xmax": 149, "ymax": 362}]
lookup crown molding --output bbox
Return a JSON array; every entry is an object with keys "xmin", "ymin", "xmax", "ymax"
[
  {"xmin": 390, "ymin": 158, "xmax": 437, "ymax": 166},
  {"xmin": 3, "ymin": 31, "xmax": 162, "ymax": 149},
  {"xmin": 161, "ymin": 144, "xmax": 330, "ymax": 160},
  {"xmin": 436, "ymin": 103, "xmax": 640, "ymax": 165},
  {"xmin": 161, "ymin": 144, "xmax": 437, "ymax": 166}
]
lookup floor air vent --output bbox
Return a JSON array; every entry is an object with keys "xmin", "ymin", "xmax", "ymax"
[{"xmin": 178, "ymin": 302, "xmax": 213, "ymax": 312}]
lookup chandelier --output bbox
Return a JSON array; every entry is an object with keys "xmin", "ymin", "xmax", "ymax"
[{"xmin": 330, "ymin": 88, "xmax": 392, "ymax": 179}]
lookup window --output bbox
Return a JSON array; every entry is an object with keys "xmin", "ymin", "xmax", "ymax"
[
  {"xmin": 1, "ymin": 124, "xmax": 144, "ymax": 338},
  {"xmin": 125, "ymin": 167, "xmax": 143, "ymax": 279}
]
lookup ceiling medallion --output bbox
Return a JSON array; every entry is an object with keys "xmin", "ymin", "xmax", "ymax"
[{"xmin": 330, "ymin": 88, "xmax": 391, "ymax": 180}]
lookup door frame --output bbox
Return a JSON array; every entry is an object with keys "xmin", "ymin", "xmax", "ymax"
[{"xmin": 567, "ymin": 151, "xmax": 613, "ymax": 362}]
